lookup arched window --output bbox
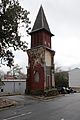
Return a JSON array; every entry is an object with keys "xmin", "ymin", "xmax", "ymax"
[{"xmin": 34, "ymin": 71, "xmax": 39, "ymax": 82}]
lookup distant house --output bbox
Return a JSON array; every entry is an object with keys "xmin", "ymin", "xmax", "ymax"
[
  {"xmin": 69, "ymin": 68, "xmax": 80, "ymax": 91},
  {"xmin": 1, "ymin": 74, "xmax": 26, "ymax": 94}
]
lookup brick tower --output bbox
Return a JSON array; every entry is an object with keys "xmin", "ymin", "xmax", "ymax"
[{"xmin": 26, "ymin": 6, "xmax": 55, "ymax": 94}]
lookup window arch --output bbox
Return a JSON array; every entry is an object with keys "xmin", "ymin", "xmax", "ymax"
[{"xmin": 34, "ymin": 71, "xmax": 39, "ymax": 82}]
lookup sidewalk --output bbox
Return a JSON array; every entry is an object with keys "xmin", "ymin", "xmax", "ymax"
[
  {"xmin": 0, "ymin": 93, "xmax": 18, "ymax": 109},
  {"xmin": 0, "ymin": 93, "xmax": 64, "ymax": 109},
  {"xmin": 0, "ymin": 98, "xmax": 16, "ymax": 109}
]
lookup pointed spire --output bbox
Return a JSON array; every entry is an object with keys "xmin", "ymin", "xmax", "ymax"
[{"xmin": 30, "ymin": 5, "xmax": 53, "ymax": 36}]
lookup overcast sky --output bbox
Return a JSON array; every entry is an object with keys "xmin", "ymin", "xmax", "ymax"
[{"xmin": 1, "ymin": 0, "xmax": 80, "ymax": 73}]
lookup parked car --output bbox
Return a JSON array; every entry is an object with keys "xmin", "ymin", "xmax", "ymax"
[
  {"xmin": 57, "ymin": 87, "xmax": 67, "ymax": 94},
  {"xmin": 68, "ymin": 87, "xmax": 76, "ymax": 93},
  {"xmin": 57, "ymin": 87, "xmax": 76, "ymax": 94}
]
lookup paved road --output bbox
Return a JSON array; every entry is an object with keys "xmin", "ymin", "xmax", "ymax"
[{"xmin": 0, "ymin": 93, "xmax": 80, "ymax": 120}]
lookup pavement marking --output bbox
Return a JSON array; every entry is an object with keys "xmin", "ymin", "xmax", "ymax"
[
  {"xmin": 3, "ymin": 112, "xmax": 32, "ymax": 120},
  {"xmin": 26, "ymin": 111, "xmax": 32, "ymax": 114},
  {"xmin": 61, "ymin": 118, "xmax": 64, "ymax": 120}
]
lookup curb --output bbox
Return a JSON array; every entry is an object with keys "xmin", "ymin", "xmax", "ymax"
[
  {"xmin": 0, "ymin": 93, "xmax": 22, "ymax": 97},
  {"xmin": 26, "ymin": 94, "xmax": 65, "ymax": 101},
  {"xmin": 0, "ymin": 100, "xmax": 17, "ymax": 109}
]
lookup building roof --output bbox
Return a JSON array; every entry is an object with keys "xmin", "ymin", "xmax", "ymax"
[
  {"xmin": 69, "ymin": 68, "xmax": 80, "ymax": 72},
  {"xmin": 30, "ymin": 5, "xmax": 54, "ymax": 36},
  {"xmin": 4, "ymin": 74, "xmax": 26, "ymax": 80}
]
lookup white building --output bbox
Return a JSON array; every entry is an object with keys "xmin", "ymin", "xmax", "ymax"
[
  {"xmin": 69, "ymin": 68, "xmax": 80, "ymax": 91},
  {"xmin": 3, "ymin": 79, "xmax": 26, "ymax": 94},
  {"xmin": 0, "ymin": 74, "xmax": 26, "ymax": 94}
]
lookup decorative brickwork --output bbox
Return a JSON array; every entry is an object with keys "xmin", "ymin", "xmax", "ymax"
[{"xmin": 28, "ymin": 47, "xmax": 45, "ymax": 68}]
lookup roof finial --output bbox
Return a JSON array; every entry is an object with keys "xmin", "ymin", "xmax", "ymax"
[
  {"xmin": 41, "ymin": 0, "xmax": 46, "ymax": 7},
  {"xmin": 40, "ymin": 4, "xmax": 43, "ymax": 8}
]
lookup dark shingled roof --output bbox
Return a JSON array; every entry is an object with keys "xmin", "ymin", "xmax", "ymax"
[{"xmin": 30, "ymin": 5, "xmax": 53, "ymax": 36}]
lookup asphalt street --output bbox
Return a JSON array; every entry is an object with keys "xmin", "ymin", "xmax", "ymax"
[{"xmin": 0, "ymin": 93, "xmax": 80, "ymax": 120}]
